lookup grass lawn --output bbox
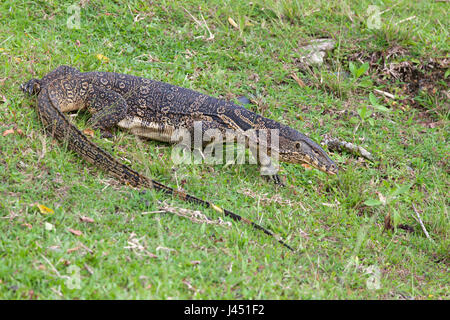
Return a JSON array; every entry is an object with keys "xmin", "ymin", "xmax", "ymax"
[{"xmin": 0, "ymin": 0, "xmax": 448, "ymax": 299}]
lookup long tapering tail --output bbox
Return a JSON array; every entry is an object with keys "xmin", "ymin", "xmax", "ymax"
[
  {"xmin": 150, "ymin": 179, "xmax": 294, "ymax": 250},
  {"xmin": 31, "ymin": 84, "xmax": 294, "ymax": 251}
]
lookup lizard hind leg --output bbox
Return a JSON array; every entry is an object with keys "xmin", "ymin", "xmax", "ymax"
[
  {"xmin": 85, "ymin": 86, "xmax": 129, "ymax": 138},
  {"xmin": 20, "ymin": 78, "xmax": 41, "ymax": 96}
]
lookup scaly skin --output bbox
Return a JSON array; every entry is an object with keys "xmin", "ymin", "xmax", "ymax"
[
  {"xmin": 21, "ymin": 66, "xmax": 293, "ymax": 251},
  {"xmin": 24, "ymin": 66, "xmax": 338, "ymax": 185}
]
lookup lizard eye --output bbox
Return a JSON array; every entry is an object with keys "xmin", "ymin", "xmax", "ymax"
[{"xmin": 295, "ymin": 142, "xmax": 301, "ymax": 149}]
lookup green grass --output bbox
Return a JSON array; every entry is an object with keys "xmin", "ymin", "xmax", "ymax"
[{"xmin": 0, "ymin": 0, "xmax": 448, "ymax": 299}]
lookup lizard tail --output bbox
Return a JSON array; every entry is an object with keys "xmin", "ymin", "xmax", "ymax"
[
  {"xmin": 34, "ymin": 85, "xmax": 294, "ymax": 251},
  {"xmin": 150, "ymin": 179, "xmax": 294, "ymax": 251}
]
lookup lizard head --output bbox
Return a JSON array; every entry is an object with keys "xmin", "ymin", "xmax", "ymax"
[
  {"xmin": 20, "ymin": 79, "xmax": 41, "ymax": 96},
  {"xmin": 21, "ymin": 66, "xmax": 80, "ymax": 96},
  {"xmin": 277, "ymin": 127, "xmax": 338, "ymax": 175}
]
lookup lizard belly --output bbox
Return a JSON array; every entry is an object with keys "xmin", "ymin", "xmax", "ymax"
[{"xmin": 118, "ymin": 116, "xmax": 179, "ymax": 143}]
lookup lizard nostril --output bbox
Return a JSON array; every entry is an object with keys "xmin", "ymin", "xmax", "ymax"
[{"xmin": 328, "ymin": 164, "xmax": 338, "ymax": 174}]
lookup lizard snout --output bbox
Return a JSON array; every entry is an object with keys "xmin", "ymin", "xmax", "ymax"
[{"xmin": 327, "ymin": 163, "xmax": 339, "ymax": 175}]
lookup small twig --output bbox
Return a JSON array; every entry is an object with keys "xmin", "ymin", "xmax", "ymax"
[
  {"xmin": 374, "ymin": 89, "xmax": 395, "ymax": 100},
  {"xmin": 156, "ymin": 246, "xmax": 176, "ymax": 252},
  {"xmin": 322, "ymin": 135, "xmax": 374, "ymax": 161},
  {"xmin": 379, "ymin": 3, "xmax": 400, "ymax": 15},
  {"xmin": 84, "ymin": 263, "xmax": 94, "ymax": 275},
  {"xmin": 146, "ymin": 201, "xmax": 232, "ymax": 227},
  {"xmin": 142, "ymin": 210, "xmax": 166, "ymax": 214},
  {"xmin": 40, "ymin": 254, "xmax": 61, "ymax": 278},
  {"xmin": 78, "ymin": 241, "xmax": 94, "ymax": 254},
  {"xmin": 182, "ymin": 6, "xmax": 202, "ymax": 26},
  {"xmin": 124, "ymin": 233, "xmax": 158, "ymax": 258},
  {"xmin": 50, "ymin": 287, "xmax": 64, "ymax": 297},
  {"xmin": 395, "ymin": 16, "xmax": 416, "ymax": 26},
  {"xmin": 411, "ymin": 204, "xmax": 434, "ymax": 243}
]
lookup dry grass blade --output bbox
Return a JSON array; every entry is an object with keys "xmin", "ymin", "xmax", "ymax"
[
  {"xmin": 291, "ymin": 72, "xmax": 305, "ymax": 87},
  {"xmin": 124, "ymin": 233, "xmax": 158, "ymax": 258},
  {"xmin": 152, "ymin": 201, "xmax": 231, "ymax": 227},
  {"xmin": 239, "ymin": 188, "xmax": 294, "ymax": 206},
  {"xmin": 182, "ymin": 6, "xmax": 214, "ymax": 41},
  {"xmin": 374, "ymin": 89, "xmax": 395, "ymax": 99},
  {"xmin": 412, "ymin": 204, "xmax": 435, "ymax": 243}
]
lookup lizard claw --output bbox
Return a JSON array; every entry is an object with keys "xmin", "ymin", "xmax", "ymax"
[
  {"xmin": 99, "ymin": 130, "xmax": 114, "ymax": 139},
  {"xmin": 264, "ymin": 174, "xmax": 285, "ymax": 187},
  {"xmin": 20, "ymin": 79, "xmax": 41, "ymax": 96},
  {"xmin": 88, "ymin": 121, "xmax": 114, "ymax": 139}
]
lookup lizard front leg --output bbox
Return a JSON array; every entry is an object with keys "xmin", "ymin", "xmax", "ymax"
[
  {"xmin": 195, "ymin": 123, "xmax": 285, "ymax": 185},
  {"xmin": 248, "ymin": 144, "xmax": 284, "ymax": 186},
  {"xmin": 234, "ymin": 129, "xmax": 284, "ymax": 186}
]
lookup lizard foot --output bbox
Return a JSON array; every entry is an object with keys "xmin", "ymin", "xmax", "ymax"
[
  {"xmin": 89, "ymin": 125, "xmax": 114, "ymax": 139},
  {"xmin": 263, "ymin": 174, "xmax": 285, "ymax": 187},
  {"xmin": 99, "ymin": 130, "xmax": 114, "ymax": 139}
]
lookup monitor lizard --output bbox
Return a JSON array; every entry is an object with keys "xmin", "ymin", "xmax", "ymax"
[
  {"xmin": 23, "ymin": 66, "xmax": 338, "ymax": 186},
  {"xmin": 21, "ymin": 66, "xmax": 293, "ymax": 251}
]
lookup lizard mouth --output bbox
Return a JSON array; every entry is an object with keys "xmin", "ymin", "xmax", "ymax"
[
  {"xmin": 307, "ymin": 161, "xmax": 338, "ymax": 175},
  {"xmin": 279, "ymin": 152, "xmax": 338, "ymax": 175},
  {"xmin": 321, "ymin": 163, "xmax": 339, "ymax": 175},
  {"xmin": 308, "ymin": 156, "xmax": 339, "ymax": 175}
]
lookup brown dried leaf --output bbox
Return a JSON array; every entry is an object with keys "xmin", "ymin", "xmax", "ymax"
[
  {"xmin": 67, "ymin": 246, "xmax": 80, "ymax": 253},
  {"xmin": 68, "ymin": 228, "xmax": 83, "ymax": 236},
  {"xmin": 182, "ymin": 279, "xmax": 196, "ymax": 291},
  {"xmin": 80, "ymin": 216, "xmax": 94, "ymax": 223},
  {"xmin": 62, "ymin": 259, "xmax": 71, "ymax": 266},
  {"xmin": 2, "ymin": 129, "xmax": 14, "ymax": 136},
  {"xmin": 384, "ymin": 212, "xmax": 393, "ymax": 231},
  {"xmin": 228, "ymin": 17, "xmax": 239, "ymax": 29},
  {"xmin": 427, "ymin": 121, "xmax": 442, "ymax": 128},
  {"xmin": 83, "ymin": 128, "xmax": 95, "ymax": 137}
]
